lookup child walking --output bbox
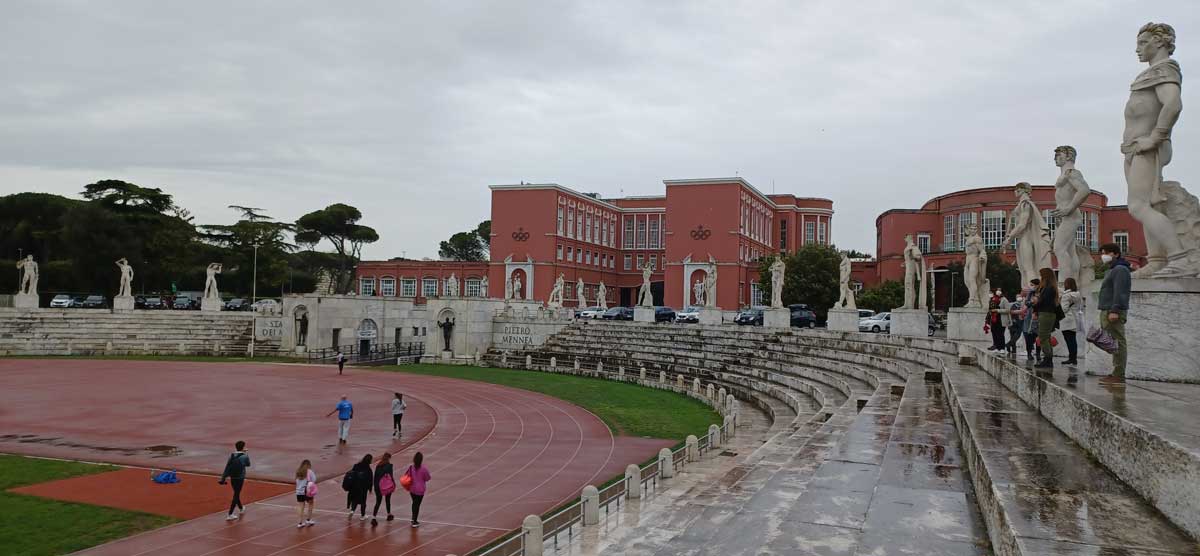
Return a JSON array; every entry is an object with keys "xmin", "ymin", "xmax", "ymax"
[
  {"xmin": 371, "ymin": 452, "xmax": 396, "ymax": 526},
  {"xmin": 295, "ymin": 460, "xmax": 317, "ymax": 528},
  {"xmin": 391, "ymin": 393, "xmax": 406, "ymax": 438},
  {"xmin": 405, "ymin": 452, "xmax": 432, "ymax": 528}
]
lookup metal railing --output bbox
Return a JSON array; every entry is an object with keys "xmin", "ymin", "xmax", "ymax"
[
  {"xmin": 307, "ymin": 341, "xmax": 425, "ymax": 363},
  {"xmin": 475, "ymin": 530, "xmax": 526, "ymax": 556},
  {"xmin": 542, "ymin": 501, "xmax": 584, "ymax": 549}
]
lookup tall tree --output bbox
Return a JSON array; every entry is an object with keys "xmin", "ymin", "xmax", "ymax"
[
  {"xmin": 438, "ymin": 220, "xmax": 491, "ymax": 261},
  {"xmin": 758, "ymin": 244, "xmax": 841, "ymax": 318},
  {"xmin": 839, "ymin": 249, "xmax": 872, "ymax": 259},
  {"xmin": 294, "ymin": 204, "xmax": 379, "ymax": 294},
  {"xmin": 475, "ymin": 220, "xmax": 492, "ymax": 248},
  {"xmin": 199, "ymin": 206, "xmax": 297, "ymax": 297},
  {"xmin": 858, "ymin": 281, "xmax": 905, "ymax": 314}
]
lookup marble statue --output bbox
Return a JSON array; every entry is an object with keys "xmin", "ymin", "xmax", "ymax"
[
  {"xmin": 437, "ymin": 317, "xmax": 455, "ymax": 352},
  {"xmin": 548, "ymin": 273, "xmax": 565, "ymax": 308},
  {"xmin": 115, "ymin": 258, "xmax": 134, "ymax": 298},
  {"xmin": 836, "ymin": 253, "xmax": 856, "ymax": 310},
  {"xmin": 901, "ymin": 234, "xmax": 926, "ymax": 310},
  {"xmin": 445, "ymin": 273, "xmax": 459, "ymax": 297},
  {"xmin": 480, "ymin": 276, "xmax": 489, "ymax": 298},
  {"xmin": 961, "ymin": 223, "xmax": 988, "ymax": 308},
  {"xmin": 512, "ymin": 275, "xmax": 523, "ymax": 300},
  {"xmin": 204, "ymin": 263, "xmax": 222, "ymax": 300},
  {"xmin": 637, "ymin": 262, "xmax": 654, "ymax": 307},
  {"xmin": 1050, "ymin": 146, "xmax": 1097, "ymax": 288},
  {"xmin": 576, "ymin": 278, "xmax": 586, "ymax": 308},
  {"xmin": 769, "ymin": 258, "xmax": 785, "ymax": 308},
  {"xmin": 692, "ymin": 278, "xmax": 705, "ymax": 307},
  {"xmin": 1002, "ymin": 182, "xmax": 1053, "ymax": 285},
  {"xmin": 15, "ymin": 255, "xmax": 37, "ymax": 295},
  {"xmin": 703, "ymin": 257, "xmax": 718, "ymax": 308},
  {"xmin": 597, "ymin": 282, "xmax": 607, "ymax": 309},
  {"xmin": 504, "ymin": 275, "xmax": 513, "ymax": 300},
  {"xmin": 1121, "ymin": 22, "xmax": 1200, "ymax": 278}
]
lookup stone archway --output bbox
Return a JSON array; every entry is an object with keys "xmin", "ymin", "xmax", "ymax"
[
  {"xmin": 435, "ymin": 308, "xmax": 457, "ymax": 353},
  {"xmin": 356, "ymin": 318, "xmax": 378, "ymax": 356},
  {"xmin": 685, "ymin": 268, "xmax": 708, "ymax": 307},
  {"xmin": 506, "ymin": 267, "xmax": 530, "ymax": 300},
  {"xmin": 293, "ymin": 305, "xmax": 309, "ymax": 347}
]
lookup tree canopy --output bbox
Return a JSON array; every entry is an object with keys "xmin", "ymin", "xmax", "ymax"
[
  {"xmin": 294, "ymin": 203, "xmax": 379, "ymax": 294},
  {"xmin": 438, "ymin": 220, "xmax": 491, "ymax": 261},
  {"xmin": 758, "ymin": 243, "xmax": 841, "ymax": 318}
]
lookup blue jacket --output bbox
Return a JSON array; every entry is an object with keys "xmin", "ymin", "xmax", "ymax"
[{"xmin": 1099, "ymin": 258, "xmax": 1132, "ymax": 311}]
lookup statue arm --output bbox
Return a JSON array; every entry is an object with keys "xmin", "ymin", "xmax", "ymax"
[
  {"xmin": 1154, "ymin": 82, "xmax": 1183, "ymax": 140},
  {"xmin": 1004, "ymin": 210, "xmax": 1028, "ymax": 242},
  {"xmin": 1065, "ymin": 172, "xmax": 1091, "ymax": 213}
]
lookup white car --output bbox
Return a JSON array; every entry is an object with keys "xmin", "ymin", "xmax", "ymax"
[
  {"xmin": 50, "ymin": 294, "xmax": 72, "ymax": 308},
  {"xmin": 576, "ymin": 307, "xmax": 605, "ymax": 319},
  {"xmin": 252, "ymin": 299, "xmax": 280, "ymax": 314},
  {"xmin": 675, "ymin": 306, "xmax": 702, "ymax": 323},
  {"xmin": 859, "ymin": 312, "xmax": 891, "ymax": 333}
]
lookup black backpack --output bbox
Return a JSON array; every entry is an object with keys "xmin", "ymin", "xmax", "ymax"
[{"xmin": 341, "ymin": 469, "xmax": 354, "ymax": 492}]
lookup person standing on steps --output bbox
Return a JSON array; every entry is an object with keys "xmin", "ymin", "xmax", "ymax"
[
  {"xmin": 218, "ymin": 440, "xmax": 250, "ymax": 521},
  {"xmin": 391, "ymin": 393, "xmax": 406, "ymax": 439},
  {"xmin": 336, "ymin": 351, "xmax": 346, "ymax": 375},
  {"xmin": 1006, "ymin": 292, "xmax": 1024, "ymax": 356},
  {"xmin": 295, "ymin": 459, "xmax": 317, "ymax": 528},
  {"xmin": 347, "ymin": 454, "xmax": 373, "ymax": 521},
  {"xmin": 1030, "ymin": 268, "xmax": 1060, "ymax": 370},
  {"xmin": 371, "ymin": 452, "xmax": 396, "ymax": 526},
  {"xmin": 1096, "ymin": 243, "xmax": 1131, "ymax": 386},
  {"xmin": 406, "ymin": 451, "xmax": 432, "ymax": 528},
  {"xmin": 1021, "ymin": 280, "xmax": 1043, "ymax": 362},
  {"xmin": 1060, "ymin": 278, "xmax": 1081, "ymax": 366},
  {"xmin": 326, "ymin": 395, "xmax": 354, "ymax": 444},
  {"xmin": 986, "ymin": 288, "xmax": 1008, "ymax": 351}
]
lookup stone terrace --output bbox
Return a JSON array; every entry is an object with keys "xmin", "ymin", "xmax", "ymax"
[{"xmin": 0, "ymin": 309, "xmax": 259, "ymax": 356}]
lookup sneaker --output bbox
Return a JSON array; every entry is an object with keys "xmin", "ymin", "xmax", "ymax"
[
  {"xmin": 298, "ymin": 522, "xmax": 306, "ymax": 528},
  {"xmin": 360, "ymin": 514, "xmax": 368, "ymax": 521},
  {"xmin": 348, "ymin": 510, "xmax": 354, "ymax": 519},
  {"xmin": 238, "ymin": 508, "xmax": 245, "ymax": 518},
  {"xmin": 387, "ymin": 514, "xmax": 394, "ymax": 522},
  {"xmin": 1099, "ymin": 375, "xmax": 1127, "ymax": 387},
  {"xmin": 305, "ymin": 519, "xmax": 316, "ymax": 527},
  {"xmin": 225, "ymin": 514, "xmax": 238, "ymax": 521},
  {"xmin": 371, "ymin": 518, "xmax": 378, "ymax": 526},
  {"xmin": 411, "ymin": 522, "xmax": 420, "ymax": 528}
]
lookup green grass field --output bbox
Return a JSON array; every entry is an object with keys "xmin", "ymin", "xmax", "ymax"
[
  {"xmin": 0, "ymin": 455, "xmax": 178, "ymax": 556},
  {"xmin": 380, "ymin": 363, "xmax": 720, "ymax": 441}
]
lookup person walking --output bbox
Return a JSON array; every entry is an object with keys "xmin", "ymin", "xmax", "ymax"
[
  {"xmin": 1030, "ymin": 268, "xmax": 1060, "ymax": 370},
  {"xmin": 405, "ymin": 452, "xmax": 432, "ymax": 528},
  {"xmin": 371, "ymin": 452, "xmax": 396, "ymax": 526},
  {"xmin": 1096, "ymin": 243, "xmax": 1131, "ymax": 386},
  {"xmin": 336, "ymin": 351, "xmax": 346, "ymax": 375},
  {"xmin": 1060, "ymin": 277, "xmax": 1081, "ymax": 365},
  {"xmin": 218, "ymin": 441, "xmax": 250, "ymax": 521},
  {"xmin": 986, "ymin": 287, "xmax": 1008, "ymax": 351},
  {"xmin": 326, "ymin": 395, "xmax": 354, "ymax": 444},
  {"xmin": 347, "ymin": 454, "xmax": 373, "ymax": 521},
  {"xmin": 295, "ymin": 460, "xmax": 317, "ymax": 528},
  {"xmin": 1021, "ymin": 281, "xmax": 1042, "ymax": 362},
  {"xmin": 391, "ymin": 393, "xmax": 407, "ymax": 439}
]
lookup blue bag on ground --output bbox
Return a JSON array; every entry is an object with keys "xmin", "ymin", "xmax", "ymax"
[{"xmin": 152, "ymin": 470, "xmax": 180, "ymax": 484}]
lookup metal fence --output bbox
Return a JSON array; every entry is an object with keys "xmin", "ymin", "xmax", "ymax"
[{"xmin": 306, "ymin": 341, "xmax": 425, "ymax": 363}]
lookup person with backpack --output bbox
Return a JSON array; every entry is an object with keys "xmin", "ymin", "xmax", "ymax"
[
  {"xmin": 326, "ymin": 395, "xmax": 354, "ymax": 444},
  {"xmin": 295, "ymin": 459, "xmax": 317, "ymax": 528},
  {"xmin": 346, "ymin": 454, "xmax": 373, "ymax": 521},
  {"xmin": 1029, "ymin": 268, "xmax": 1060, "ymax": 370},
  {"xmin": 985, "ymin": 287, "xmax": 1008, "ymax": 351},
  {"xmin": 391, "ymin": 393, "xmax": 406, "ymax": 439},
  {"xmin": 403, "ymin": 451, "xmax": 432, "ymax": 528},
  {"xmin": 371, "ymin": 452, "xmax": 396, "ymax": 525},
  {"xmin": 1096, "ymin": 243, "xmax": 1131, "ymax": 386},
  {"xmin": 218, "ymin": 440, "xmax": 250, "ymax": 521},
  {"xmin": 1060, "ymin": 277, "xmax": 1081, "ymax": 366},
  {"xmin": 1020, "ymin": 281, "xmax": 1042, "ymax": 362},
  {"xmin": 336, "ymin": 351, "xmax": 346, "ymax": 375}
]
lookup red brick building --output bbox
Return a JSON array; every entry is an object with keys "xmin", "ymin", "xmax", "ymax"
[
  {"xmin": 858, "ymin": 185, "xmax": 1146, "ymax": 308},
  {"xmin": 355, "ymin": 178, "xmax": 833, "ymax": 311}
]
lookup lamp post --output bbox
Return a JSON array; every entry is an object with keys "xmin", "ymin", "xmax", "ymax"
[{"xmin": 251, "ymin": 243, "xmax": 260, "ymax": 304}]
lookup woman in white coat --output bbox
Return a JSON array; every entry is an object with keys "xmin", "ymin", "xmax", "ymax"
[{"xmin": 1060, "ymin": 277, "xmax": 1081, "ymax": 365}]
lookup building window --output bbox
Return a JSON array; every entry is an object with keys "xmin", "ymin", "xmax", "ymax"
[
  {"xmin": 577, "ymin": 213, "xmax": 583, "ymax": 241},
  {"xmin": 567, "ymin": 207, "xmax": 575, "ymax": 238},
  {"xmin": 566, "ymin": 246, "xmax": 573, "ymax": 262},
  {"xmin": 1075, "ymin": 211, "xmax": 1088, "ymax": 247},
  {"xmin": 818, "ymin": 220, "xmax": 827, "ymax": 244},
  {"xmin": 422, "ymin": 278, "xmax": 438, "ymax": 298},
  {"xmin": 600, "ymin": 221, "xmax": 607, "ymax": 245},
  {"xmin": 609, "ymin": 222, "xmax": 615, "ymax": 247},
  {"xmin": 779, "ymin": 219, "xmax": 788, "ymax": 251},
  {"xmin": 401, "ymin": 278, "xmax": 417, "ymax": 297},
  {"xmin": 1112, "ymin": 232, "xmax": 1129, "ymax": 254},
  {"xmin": 751, "ymin": 283, "xmax": 763, "ymax": 306},
  {"xmin": 557, "ymin": 244, "xmax": 563, "ymax": 260},
  {"xmin": 916, "ymin": 234, "xmax": 931, "ymax": 254},
  {"xmin": 380, "ymin": 277, "xmax": 396, "ymax": 297},
  {"xmin": 636, "ymin": 254, "xmax": 644, "ymax": 269},
  {"xmin": 624, "ymin": 254, "xmax": 632, "ymax": 270},
  {"xmin": 623, "ymin": 217, "xmax": 634, "ymax": 248},
  {"xmin": 958, "ymin": 212, "xmax": 977, "ymax": 250},
  {"xmin": 1043, "ymin": 209, "xmax": 1058, "ymax": 240},
  {"xmin": 585, "ymin": 214, "xmax": 592, "ymax": 242},
  {"xmin": 465, "ymin": 278, "xmax": 481, "ymax": 297},
  {"xmin": 636, "ymin": 217, "xmax": 647, "ymax": 249},
  {"xmin": 649, "ymin": 254, "xmax": 657, "ymax": 270},
  {"xmin": 576, "ymin": 249, "xmax": 583, "ymax": 263},
  {"xmin": 557, "ymin": 207, "xmax": 564, "ymax": 235},
  {"xmin": 943, "ymin": 214, "xmax": 957, "ymax": 252},
  {"xmin": 594, "ymin": 219, "xmax": 600, "ymax": 244},
  {"xmin": 805, "ymin": 221, "xmax": 816, "ymax": 244},
  {"xmin": 1090, "ymin": 212, "xmax": 1100, "ymax": 250},
  {"xmin": 359, "ymin": 277, "xmax": 375, "ymax": 296},
  {"xmin": 564, "ymin": 282, "xmax": 573, "ymax": 300},
  {"xmin": 982, "ymin": 210, "xmax": 1006, "ymax": 249},
  {"xmin": 585, "ymin": 250, "xmax": 591, "ymax": 265},
  {"xmin": 648, "ymin": 217, "xmax": 660, "ymax": 249}
]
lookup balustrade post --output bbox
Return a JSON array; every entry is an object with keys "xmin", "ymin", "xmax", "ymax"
[
  {"xmin": 686, "ymin": 434, "xmax": 699, "ymax": 462},
  {"xmin": 659, "ymin": 447, "xmax": 674, "ymax": 479},
  {"xmin": 709, "ymin": 424, "xmax": 721, "ymax": 449},
  {"xmin": 625, "ymin": 464, "xmax": 642, "ymax": 499},
  {"xmin": 522, "ymin": 515, "xmax": 543, "ymax": 556},
  {"xmin": 582, "ymin": 485, "xmax": 599, "ymax": 525}
]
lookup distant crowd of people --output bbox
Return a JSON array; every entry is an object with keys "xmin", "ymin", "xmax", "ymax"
[{"xmin": 983, "ymin": 242, "xmax": 1130, "ymax": 386}]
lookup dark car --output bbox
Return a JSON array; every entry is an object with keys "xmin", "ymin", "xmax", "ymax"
[
  {"xmin": 654, "ymin": 307, "xmax": 676, "ymax": 323},
  {"xmin": 135, "ymin": 296, "xmax": 146, "ymax": 309},
  {"xmin": 735, "ymin": 307, "xmax": 765, "ymax": 326},
  {"xmin": 82, "ymin": 295, "xmax": 107, "ymax": 309},
  {"xmin": 601, "ymin": 306, "xmax": 634, "ymax": 321},
  {"xmin": 224, "ymin": 298, "xmax": 249, "ymax": 311},
  {"xmin": 143, "ymin": 296, "xmax": 165, "ymax": 309},
  {"xmin": 172, "ymin": 295, "xmax": 196, "ymax": 310},
  {"xmin": 790, "ymin": 307, "xmax": 818, "ymax": 328}
]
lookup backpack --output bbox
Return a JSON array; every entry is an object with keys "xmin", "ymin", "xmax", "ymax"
[
  {"xmin": 341, "ymin": 469, "xmax": 354, "ymax": 492},
  {"xmin": 379, "ymin": 473, "xmax": 396, "ymax": 496},
  {"xmin": 152, "ymin": 470, "xmax": 180, "ymax": 484}
]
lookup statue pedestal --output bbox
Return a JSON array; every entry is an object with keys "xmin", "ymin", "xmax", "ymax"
[
  {"xmin": 201, "ymin": 296, "xmax": 222, "ymax": 312},
  {"xmin": 890, "ymin": 309, "xmax": 928, "ymax": 337},
  {"xmin": 633, "ymin": 306, "xmax": 656, "ymax": 323},
  {"xmin": 699, "ymin": 307, "xmax": 723, "ymax": 325},
  {"xmin": 1084, "ymin": 278, "xmax": 1200, "ymax": 382},
  {"xmin": 112, "ymin": 296, "xmax": 134, "ymax": 312},
  {"xmin": 763, "ymin": 307, "xmax": 790, "ymax": 329},
  {"xmin": 947, "ymin": 307, "xmax": 991, "ymax": 346},
  {"xmin": 441, "ymin": 350, "xmax": 453, "ymax": 361},
  {"xmin": 826, "ymin": 309, "xmax": 859, "ymax": 332},
  {"xmin": 13, "ymin": 293, "xmax": 38, "ymax": 309}
]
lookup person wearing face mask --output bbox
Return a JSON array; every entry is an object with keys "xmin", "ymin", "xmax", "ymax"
[
  {"xmin": 1021, "ymin": 280, "xmax": 1042, "ymax": 361},
  {"xmin": 1006, "ymin": 291, "xmax": 1024, "ymax": 355},
  {"xmin": 1059, "ymin": 277, "xmax": 1081, "ymax": 365},
  {"xmin": 1095, "ymin": 243, "xmax": 1131, "ymax": 386},
  {"xmin": 986, "ymin": 288, "xmax": 1009, "ymax": 351}
]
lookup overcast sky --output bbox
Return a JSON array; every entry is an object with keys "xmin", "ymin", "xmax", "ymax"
[{"xmin": 2, "ymin": 1, "xmax": 1197, "ymax": 258}]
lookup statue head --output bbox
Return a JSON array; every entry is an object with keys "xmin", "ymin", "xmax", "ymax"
[
  {"xmin": 964, "ymin": 222, "xmax": 978, "ymax": 236},
  {"xmin": 904, "ymin": 233, "xmax": 913, "ymax": 244},
  {"xmin": 1137, "ymin": 22, "xmax": 1176, "ymax": 62},
  {"xmin": 1014, "ymin": 182, "xmax": 1032, "ymax": 199},
  {"xmin": 1053, "ymin": 145, "xmax": 1076, "ymax": 166}
]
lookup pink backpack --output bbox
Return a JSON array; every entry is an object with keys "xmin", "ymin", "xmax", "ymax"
[{"xmin": 379, "ymin": 473, "xmax": 396, "ymax": 496}]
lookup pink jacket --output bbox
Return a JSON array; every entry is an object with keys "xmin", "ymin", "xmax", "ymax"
[{"xmin": 406, "ymin": 464, "xmax": 432, "ymax": 495}]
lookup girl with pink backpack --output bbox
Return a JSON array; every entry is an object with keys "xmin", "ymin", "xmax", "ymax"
[
  {"xmin": 295, "ymin": 460, "xmax": 317, "ymax": 528},
  {"xmin": 371, "ymin": 452, "xmax": 396, "ymax": 526}
]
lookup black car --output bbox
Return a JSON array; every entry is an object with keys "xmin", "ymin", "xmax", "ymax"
[
  {"xmin": 654, "ymin": 307, "xmax": 676, "ymax": 323},
  {"xmin": 790, "ymin": 308, "xmax": 818, "ymax": 328},
  {"xmin": 224, "ymin": 298, "xmax": 249, "ymax": 311},
  {"xmin": 172, "ymin": 296, "xmax": 196, "ymax": 310},
  {"xmin": 143, "ymin": 296, "xmax": 165, "ymax": 309},
  {"xmin": 134, "ymin": 296, "xmax": 146, "ymax": 309},
  {"xmin": 82, "ymin": 295, "xmax": 107, "ymax": 309},
  {"xmin": 601, "ymin": 306, "xmax": 634, "ymax": 320},
  {"xmin": 735, "ymin": 307, "xmax": 765, "ymax": 326}
]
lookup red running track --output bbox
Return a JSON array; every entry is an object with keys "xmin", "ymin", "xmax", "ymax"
[{"xmin": 0, "ymin": 359, "xmax": 672, "ymax": 556}]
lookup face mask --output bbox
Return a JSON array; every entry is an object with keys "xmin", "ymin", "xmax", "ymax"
[
  {"xmin": 1101, "ymin": 254, "xmax": 1113, "ymax": 263},
  {"xmin": 995, "ymin": 290, "xmax": 1002, "ymax": 296}
]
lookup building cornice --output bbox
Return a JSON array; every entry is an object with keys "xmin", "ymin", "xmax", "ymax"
[{"xmin": 489, "ymin": 183, "xmax": 624, "ymax": 211}]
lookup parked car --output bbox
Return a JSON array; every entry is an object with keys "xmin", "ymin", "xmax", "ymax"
[
  {"xmin": 50, "ymin": 294, "xmax": 72, "ymax": 308},
  {"xmin": 252, "ymin": 299, "xmax": 280, "ymax": 313},
  {"xmin": 71, "ymin": 295, "xmax": 87, "ymax": 307},
  {"xmin": 857, "ymin": 309, "xmax": 875, "ymax": 319},
  {"xmin": 576, "ymin": 306, "xmax": 605, "ymax": 319},
  {"xmin": 135, "ymin": 296, "xmax": 146, "ymax": 309},
  {"xmin": 601, "ymin": 306, "xmax": 634, "ymax": 320},
  {"xmin": 654, "ymin": 307, "xmax": 676, "ymax": 323},
  {"xmin": 224, "ymin": 298, "xmax": 249, "ymax": 311},
  {"xmin": 735, "ymin": 307, "xmax": 765, "ymax": 326},
  {"xmin": 675, "ymin": 306, "xmax": 702, "ymax": 323},
  {"xmin": 143, "ymin": 296, "xmax": 165, "ymax": 310},
  {"xmin": 172, "ymin": 295, "xmax": 196, "ymax": 310},
  {"xmin": 790, "ymin": 307, "xmax": 818, "ymax": 328},
  {"xmin": 82, "ymin": 295, "xmax": 107, "ymax": 309},
  {"xmin": 859, "ymin": 312, "xmax": 891, "ymax": 333}
]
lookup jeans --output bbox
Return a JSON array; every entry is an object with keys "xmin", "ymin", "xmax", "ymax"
[
  {"xmin": 1037, "ymin": 311, "xmax": 1056, "ymax": 360},
  {"xmin": 228, "ymin": 478, "xmax": 245, "ymax": 515},
  {"xmin": 338, "ymin": 419, "xmax": 351, "ymax": 441},
  {"xmin": 1101, "ymin": 310, "xmax": 1128, "ymax": 378},
  {"xmin": 1062, "ymin": 330, "xmax": 1078, "ymax": 362}
]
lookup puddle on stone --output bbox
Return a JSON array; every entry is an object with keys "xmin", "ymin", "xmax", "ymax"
[
  {"xmin": 146, "ymin": 445, "xmax": 183, "ymax": 457},
  {"xmin": 1, "ymin": 434, "xmax": 184, "ymax": 458},
  {"xmin": 720, "ymin": 450, "xmax": 738, "ymax": 457}
]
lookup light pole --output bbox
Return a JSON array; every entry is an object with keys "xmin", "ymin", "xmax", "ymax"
[
  {"xmin": 949, "ymin": 271, "xmax": 958, "ymax": 310},
  {"xmin": 251, "ymin": 243, "xmax": 260, "ymax": 304}
]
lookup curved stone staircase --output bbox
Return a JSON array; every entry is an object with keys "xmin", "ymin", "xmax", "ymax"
[
  {"xmin": 0, "ymin": 309, "xmax": 262, "ymax": 356},
  {"xmin": 485, "ymin": 320, "xmax": 1200, "ymax": 555}
]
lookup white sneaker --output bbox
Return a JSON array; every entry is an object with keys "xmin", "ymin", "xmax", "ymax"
[
  {"xmin": 225, "ymin": 514, "xmax": 238, "ymax": 521},
  {"xmin": 305, "ymin": 519, "xmax": 316, "ymax": 527},
  {"xmin": 297, "ymin": 522, "xmax": 305, "ymax": 528},
  {"xmin": 360, "ymin": 514, "xmax": 368, "ymax": 521},
  {"xmin": 238, "ymin": 509, "xmax": 245, "ymax": 518},
  {"xmin": 347, "ymin": 510, "xmax": 354, "ymax": 519}
]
